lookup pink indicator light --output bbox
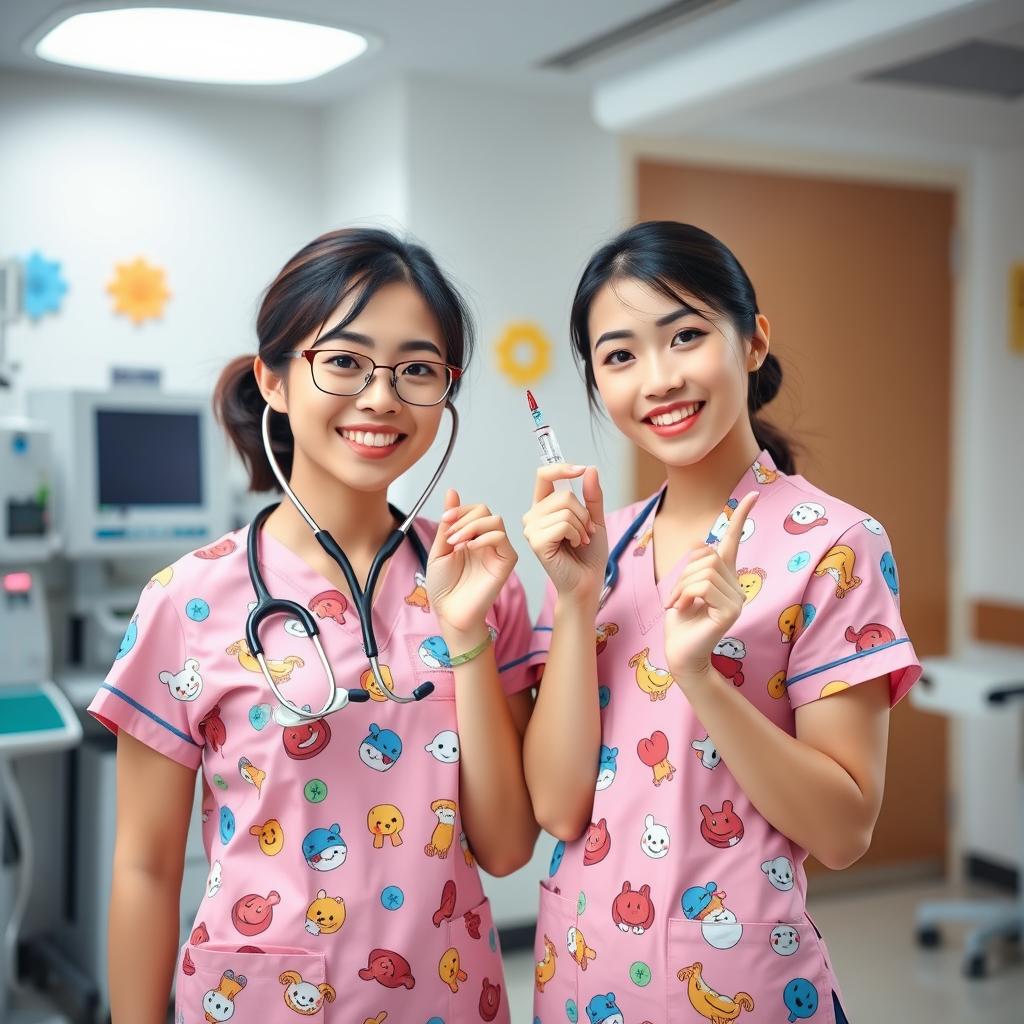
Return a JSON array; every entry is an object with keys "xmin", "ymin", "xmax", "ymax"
[{"xmin": 3, "ymin": 572, "xmax": 32, "ymax": 594}]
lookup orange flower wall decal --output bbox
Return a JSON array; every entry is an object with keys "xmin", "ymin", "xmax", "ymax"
[
  {"xmin": 495, "ymin": 321, "xmax": 551, "ymax": 386},
  {"xmin": 107, "ymin": 257, "xmax": 170, "ymax": 324}
]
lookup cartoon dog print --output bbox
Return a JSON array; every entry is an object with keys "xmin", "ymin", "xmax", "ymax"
[
  {"xmin": 279, "ymin": 971, "xmax": 336, "ymax": 1015},
  {"xmin": 367, "ymin": 805, "xmax": 405, "ymax": 848},
  {"xmin": 305, "ymin": 890, "xmax": 345, "ymax": 936},
  {"xmin": 424, "ymin": 799, "xmax": 457, "ymax": 858},
  {"xmin": 202, "ymin": 969, "xmax": 246, "ymax": 1021},
  {"xmin": 438, "ymin": 947, "xmax": 467, "ymax": 993},
  {"xmin": 567, "ymin": 925, "xmax": 597, "ymax": 971},
  {"xmin": 814, "ymin": 545, "xmax": 862, "ymax": 599},
  {"xmin": 535, "ymin": 934, "xmax": 558, "ymax": 992}
]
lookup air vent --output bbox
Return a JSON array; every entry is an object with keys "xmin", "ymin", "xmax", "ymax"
[
  {"xmin": 866, "ymin": 40, "xmax": 1024, "ymax": 100},
  {"xmin": 540, "ymin": 0, "xmax": 735, "ymax": 70}
]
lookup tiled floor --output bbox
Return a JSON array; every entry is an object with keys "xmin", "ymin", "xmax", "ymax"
[{"xmin": 501, "ymin": 879, "xmax": 1024, "ymax": 1022}]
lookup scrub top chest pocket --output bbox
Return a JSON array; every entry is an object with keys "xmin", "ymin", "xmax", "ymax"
[{"xmin": 407, "ymin": 618, "xmax": 500, "ymax": 701}]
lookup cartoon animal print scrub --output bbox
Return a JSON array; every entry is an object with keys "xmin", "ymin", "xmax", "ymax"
[
  {"xmin": 89, "ymin": 519, "xmax": 533, "ymax": 1022},
  {"xmin": 527, "ymin": 451, "xmax": 920, "ymax": 1023}
]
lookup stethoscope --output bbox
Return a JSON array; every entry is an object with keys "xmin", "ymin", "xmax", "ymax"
[
  {"xmin": 245, "ymin": 403, "xmax": 458, "ymax": 720},
  {"xmin": 598, "ymin": 489, "xmax": 664, "ymax": 609}
]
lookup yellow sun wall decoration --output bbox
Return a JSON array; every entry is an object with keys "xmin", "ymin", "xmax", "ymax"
[
  {"xmin": 495, "ymin": 321, "xmax": 551, "ymax": 386},
  {"xmin": 107, "ymin": 257, "xmax": 170, "ymax": 324}
]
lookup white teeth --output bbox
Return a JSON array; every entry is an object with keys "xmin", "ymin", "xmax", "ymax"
[
  {"xmin": 650, "ymin": 403, "xmax": 701, "ymax": 426},
  {"xmin": 342, "ymin": 429, "xmax": 400, "ymax": 448}
]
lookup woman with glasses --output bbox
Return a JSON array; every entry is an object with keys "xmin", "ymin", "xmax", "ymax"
[{"xmin": 89, "ymin": 228, "xmax": 538, "ymax": 1024}]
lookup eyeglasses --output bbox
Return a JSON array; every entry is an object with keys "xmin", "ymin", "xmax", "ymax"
[{"xmin": 287, "ymin": 349, "xmax": 462, "ymax": 407}]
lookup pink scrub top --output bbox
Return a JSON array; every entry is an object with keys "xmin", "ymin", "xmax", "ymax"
[
  {"xmin": 88, "ymin": 517, "xmax": 533, "ymax": 1024},
  {"xmin": 527, "ymin": 449, "xmax": 921, "ymax": 1024}
]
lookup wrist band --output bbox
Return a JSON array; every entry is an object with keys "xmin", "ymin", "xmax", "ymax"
[{"xmin": 448, "ymin": 627, "xmax": 496, "ymax": 667}]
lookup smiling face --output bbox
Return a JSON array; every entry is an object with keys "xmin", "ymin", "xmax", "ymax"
[
  {"xmin": 256, "ymin": 280, "xmax": 451, "ymax": 498},
  {"xmin": 282, "ymin": 718, "xmax": 331, "ymax": 760},
  {"xmin": 587, "ymin": 277, "xmax": 768, "ymax": 469}
]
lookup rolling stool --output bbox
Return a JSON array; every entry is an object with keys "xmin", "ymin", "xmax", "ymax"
[{"xmin": 911, "ymin": 648, "xmax": 1024, "ymax": 978}]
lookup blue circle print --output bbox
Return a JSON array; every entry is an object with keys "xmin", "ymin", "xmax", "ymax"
[
  {"xmin": 219, "ymin": 806, "xmax": 235, "ymax": 845},
  {"xmin": 783, "ymin": 977, "xmax": 819, "ymax": 1021},
  {"xmin": 787, "ymin": 551, "xmax": 810, "ymax": 572},
  {"xmin": 185, "ymin": 598, "xmax": 210, "ymax": 622},
  {"xmin": 549, "ymin": 839, "xmax": 566, "ymax": 877},
  {"xmin": 381, "ymin": 885, "xmax": 405, "ymax": 911},
  {"xmin": 598, "ymin": 686, "xmax": 611, "ymax": 709}
]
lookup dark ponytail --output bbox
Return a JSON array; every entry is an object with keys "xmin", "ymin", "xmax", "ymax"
[
  {"xmin": 747, "ymin": 350, "xmax": 793, "ymax": 473},
  {"xmin": 213, "ymin": 227, "xmax": 474, "ymax": 493},
  {"xmin": 570, "ymin": 221, "xmax": 796, "ymax": 474},
  {"xmin": 213, "ymin": 354, "xmax": 293, "ymax": 493}
]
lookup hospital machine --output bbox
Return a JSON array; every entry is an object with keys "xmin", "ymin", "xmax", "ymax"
[
  {"xmin": 20, "ymin": 388, "xmax": 229, "ymax": 1022},
  {"xmin": 0, "ymin": 413, "xmax": 82, "ymax": 1024}
]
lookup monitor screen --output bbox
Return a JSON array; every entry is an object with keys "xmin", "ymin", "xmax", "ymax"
[{"xmin": 95, "ymin": 410, "xmax": 203, "ymax": 507}]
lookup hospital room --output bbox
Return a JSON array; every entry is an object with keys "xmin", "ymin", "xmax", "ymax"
[{"xmin": 1, "ymin": 1, "xmax": 1023, "ymax": 1022}]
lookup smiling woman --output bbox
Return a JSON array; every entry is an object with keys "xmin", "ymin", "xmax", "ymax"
[{"xmin": 90, "ymin": 226, "xmax": 539, "ymax": 1024}]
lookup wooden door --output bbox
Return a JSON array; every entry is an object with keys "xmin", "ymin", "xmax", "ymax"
[{"xmin": 636, "ymin": 159, "xmax": 952, "ymax": 873}]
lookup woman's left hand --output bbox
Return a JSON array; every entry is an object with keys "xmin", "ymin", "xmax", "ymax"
[
  {"xmin": 426, "ymin": 489, "xmax": 518, "ymax": 635},
  {"xmin": 663, "ymin": 490, "xmax": 759, "ymax": 682}
]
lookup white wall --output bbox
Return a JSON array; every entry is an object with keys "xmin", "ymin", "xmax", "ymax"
[
  {"xmin": 0, "ymin": 70, "xmax": 323, "ymax": 404},
  {"xmin": 399, "ymin": 76, "xmax": 630, "ymax": 605}
]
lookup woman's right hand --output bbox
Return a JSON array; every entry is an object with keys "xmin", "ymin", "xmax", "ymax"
[{"xmin": 522, "ymin": 465, "xmax": 608, "ymax": 603}]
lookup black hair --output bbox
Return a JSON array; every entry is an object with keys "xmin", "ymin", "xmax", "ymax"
[
  {"xmin": 214, "ymin": 227, "xmax": 473, "ymax": 492},
  {"xmin": 569, "ymin": 220, "xmax": 794, "ymax": 473}
]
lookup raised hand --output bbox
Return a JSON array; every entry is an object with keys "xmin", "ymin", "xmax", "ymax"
[
  {"xmin": 663, "ymin": 490, "xmax": 759, "ymax": 680},
  {"xmin": 522, "ymin": 465, "xmax": 607, "ymax": 604},
  {"xmin": 426, "ymin": 489, "xmax": 518, "ymax": 635}
]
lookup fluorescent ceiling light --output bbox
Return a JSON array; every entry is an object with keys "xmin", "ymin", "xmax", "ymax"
[{"xmin": 34, "ymin": 7, "xmax": 369, "ymax": 84}]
